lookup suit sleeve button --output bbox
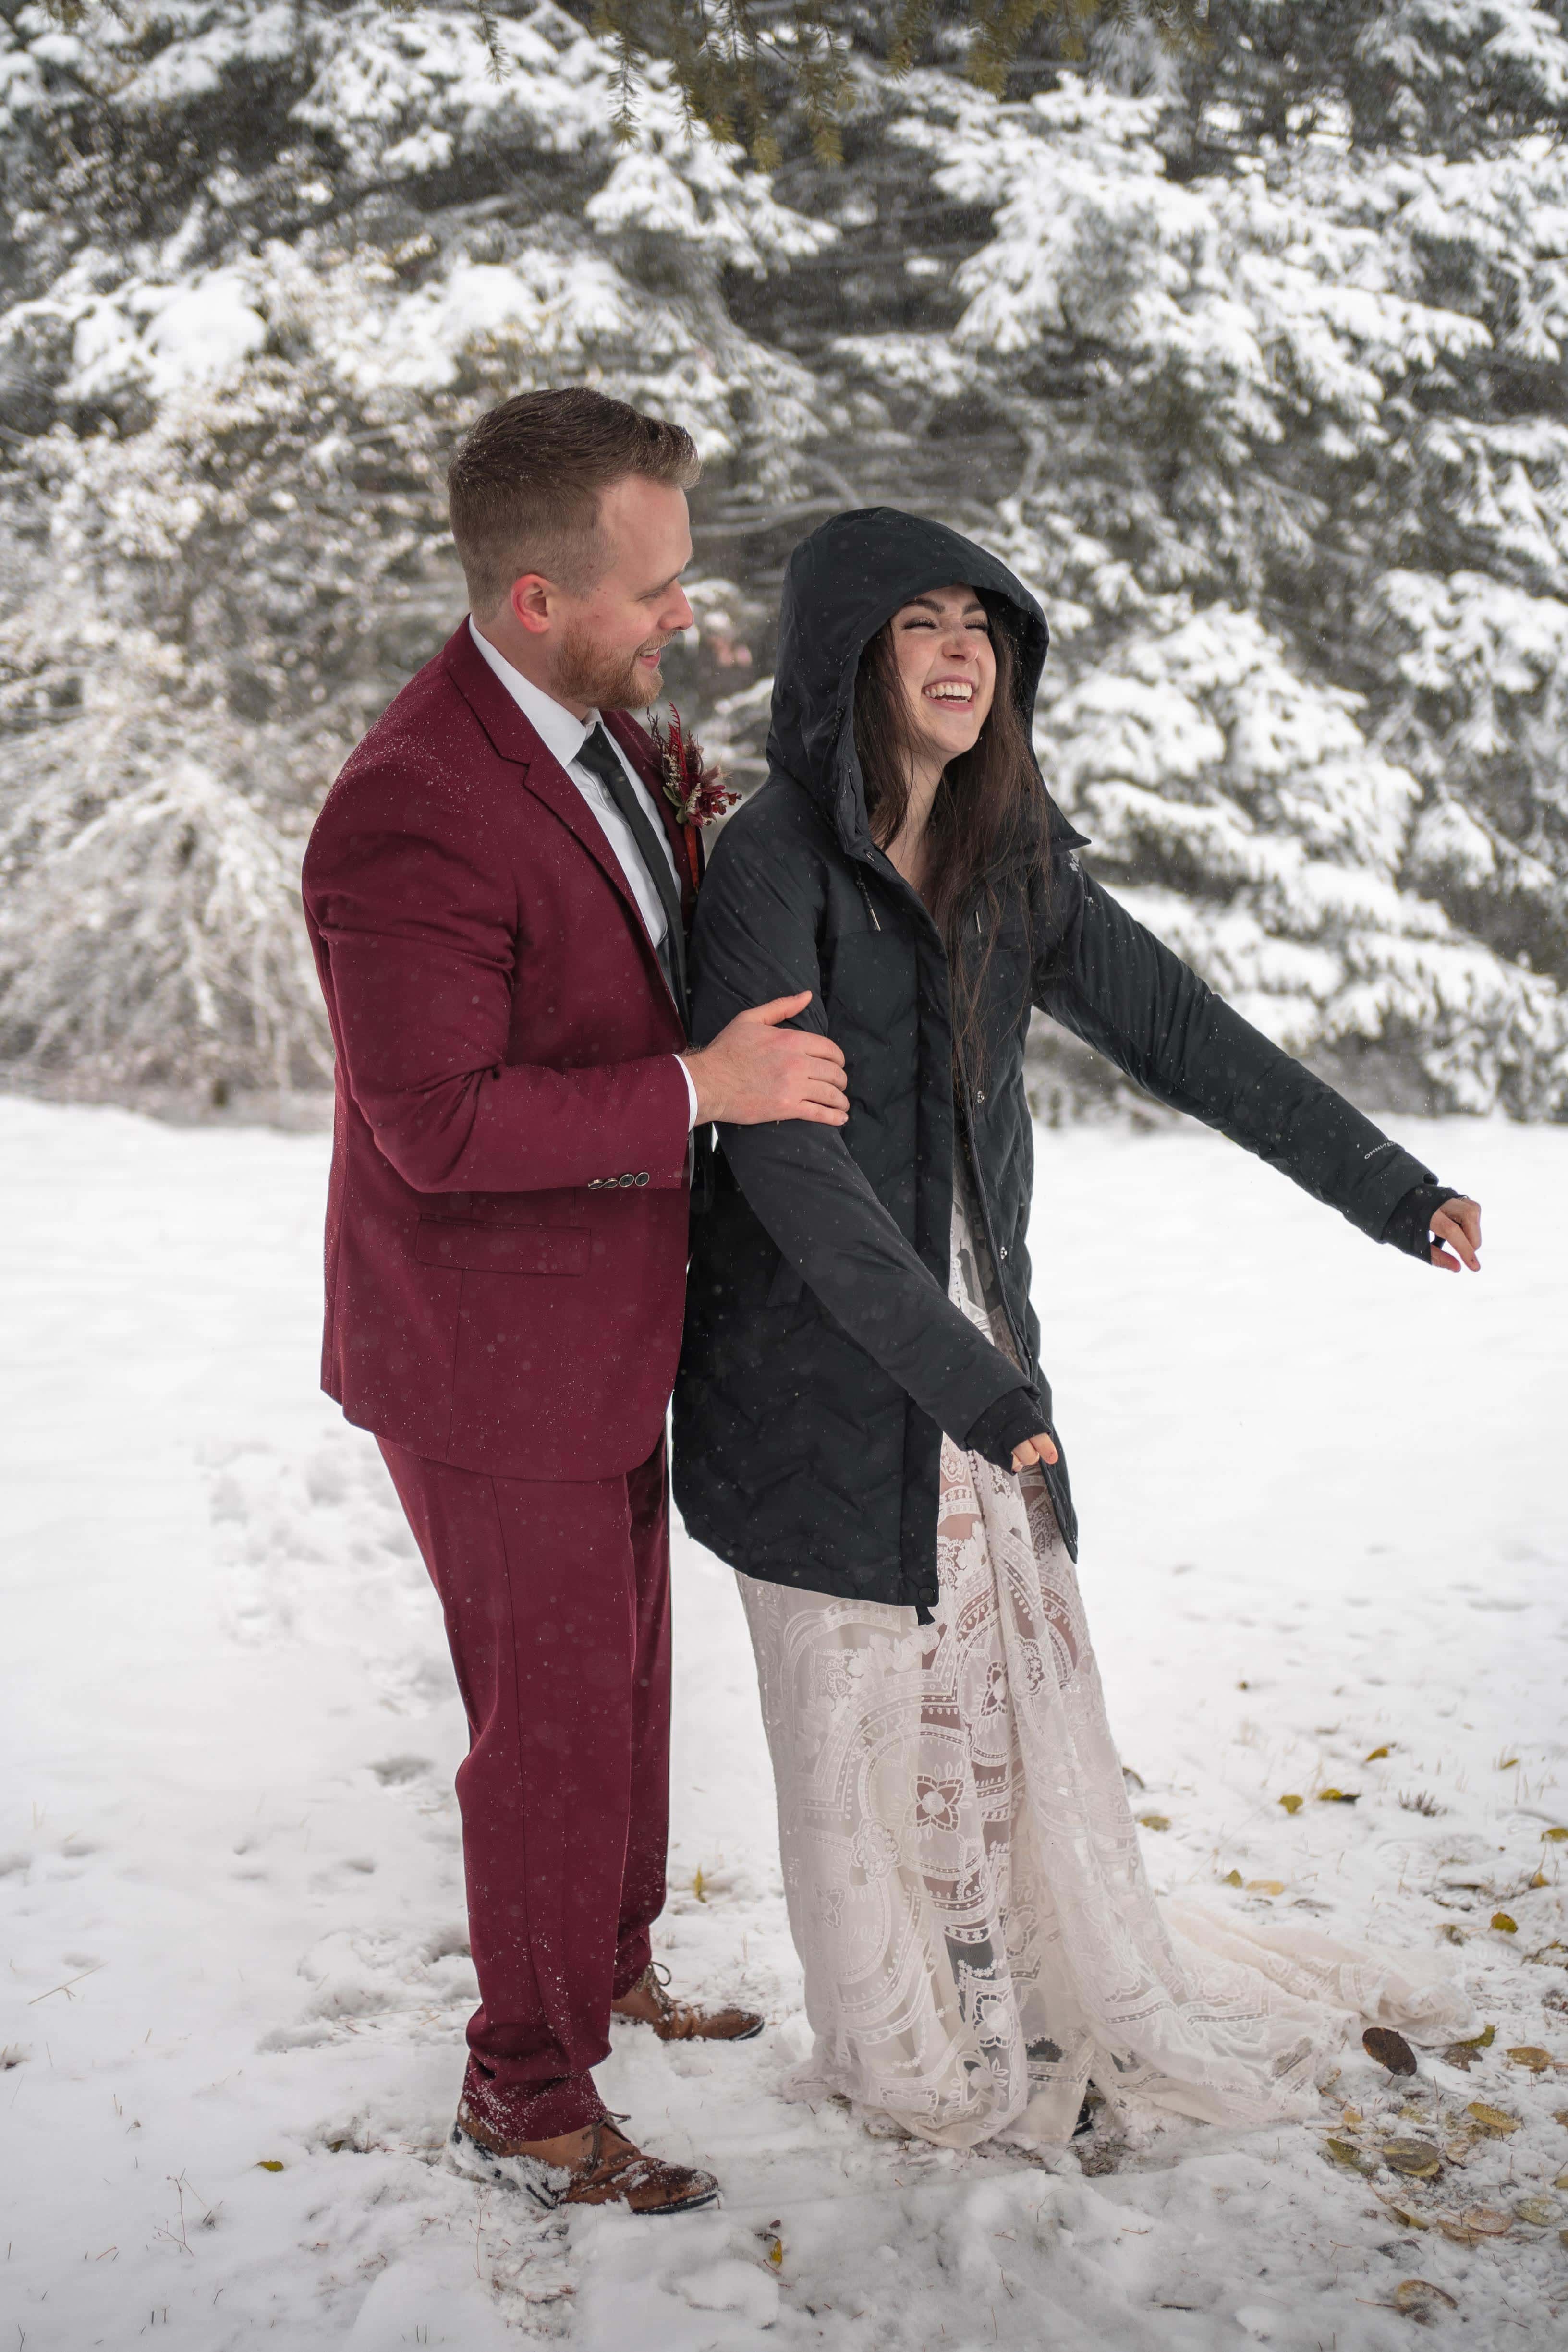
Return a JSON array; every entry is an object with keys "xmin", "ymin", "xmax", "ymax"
[
  {"xmin": 619, "ymin": 1172, "xmax": 634, "ymax": 1188},
  {"xmin": 636, "ymin": 1172, "xmax": 650, "ymax": 1186}
]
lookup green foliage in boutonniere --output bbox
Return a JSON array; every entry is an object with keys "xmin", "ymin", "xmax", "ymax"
[{"xmin": 647, "ymin": 707, "xmax": 738, "ymax": 829}]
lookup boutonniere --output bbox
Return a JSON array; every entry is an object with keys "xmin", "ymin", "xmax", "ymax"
[{"xmin": 647, "ymin": 706, "xmax": 738, "ymax": 832}]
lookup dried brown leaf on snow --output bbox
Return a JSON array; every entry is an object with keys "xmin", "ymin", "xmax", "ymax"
[
  {"xmin": 1393, "ymin": 2279, "xmax": 1457, "ymax": 2321},
  {"xmin": 1364, "ymin": 2026, "xmax": 1418, "ymax": 2076},
  {"xmin": 1383, "ymin": 2138, "xmax": 1443, "ymax": 2179}
]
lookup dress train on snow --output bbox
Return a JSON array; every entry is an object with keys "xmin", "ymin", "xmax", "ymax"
[{"xmin": 739, "ymin": 1176, "xmax": 1467, "ymax": 2149}]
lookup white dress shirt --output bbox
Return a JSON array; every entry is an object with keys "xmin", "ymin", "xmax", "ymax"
[{"xmin": 468, "ymin": 620, "xmax": 698, "ymax": 1129}]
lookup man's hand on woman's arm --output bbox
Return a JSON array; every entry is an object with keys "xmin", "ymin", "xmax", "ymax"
[{"xmin": 681, "ymin": 992, "xmax": 850, "ymax": 1127}]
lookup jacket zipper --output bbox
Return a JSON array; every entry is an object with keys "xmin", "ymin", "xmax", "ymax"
[
  {"xmin": 854, "ymin": 844, "xmax": 1029, "ymax": 1367},
  {"xmin": 954, "ymin": 1081, "xmax": 1033, "ymax": 1373}
]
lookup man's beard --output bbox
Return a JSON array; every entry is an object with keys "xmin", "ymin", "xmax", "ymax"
[{"xmin": 553, "ymin": 620, "xmax": 669, "ymax": 713}]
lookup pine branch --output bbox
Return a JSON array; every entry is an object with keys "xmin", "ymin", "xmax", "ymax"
[{"xmin": 42, "ymin": 1, "xmax": 1205, "ymax": 160}]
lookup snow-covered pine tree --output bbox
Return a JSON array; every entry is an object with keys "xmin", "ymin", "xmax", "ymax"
[
  {"xmin": 900, "ymin": 57, "xmax": 1568, "ymax": 1112},
  {"xmin": 2, "ymin": 0, "xmax": 1566, "ymax": 1115},
  {"xmin": 0, "ymin": 0, "xmax": 834, "ymax": 1099},
  {"xmin": 729, "ymin": 4, "xmax": 1568, "ymax": 1112}
]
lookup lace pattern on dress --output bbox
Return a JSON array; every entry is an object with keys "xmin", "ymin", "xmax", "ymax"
[{"xmin": 738, "ymin": 1168, "xmax": 1466, "ymax": 2148}]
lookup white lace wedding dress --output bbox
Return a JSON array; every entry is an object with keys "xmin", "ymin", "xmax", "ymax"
[{"xmin": 738, "ymin": 1167, "xmax": 1467, "ymax": 2149}]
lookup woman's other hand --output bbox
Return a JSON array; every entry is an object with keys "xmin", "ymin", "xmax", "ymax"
[
  {"xmin": 1010, "ymin": 1431, "xmax": 1059, "ymax": 1470},
  {"xmin": 1431, "ymin": 1197, "xmax": 1482, "ymax": 1273}
]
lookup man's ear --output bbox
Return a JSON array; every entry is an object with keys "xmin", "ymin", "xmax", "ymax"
[{"xmin": 510, "ymin": 574, "xmax": 554, "ymax": 637}]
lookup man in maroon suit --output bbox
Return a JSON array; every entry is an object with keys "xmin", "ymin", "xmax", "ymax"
[{"xmin": 302, "ymin": 389, "xmax": 848, "ymax": 2215}]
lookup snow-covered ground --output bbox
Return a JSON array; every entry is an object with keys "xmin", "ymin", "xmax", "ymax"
[{"xmin": 1, "ymin": 1096, "xmax": 1565, "ymax": 2351}]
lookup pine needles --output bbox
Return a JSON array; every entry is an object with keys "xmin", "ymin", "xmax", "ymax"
[
  {"xmin": 40, "ymin": 2, "xmax": 1206, "ymax": 161},
  {"xmin": 581, "ymin": 3, "xmax": 1208, "ymax": 156}
]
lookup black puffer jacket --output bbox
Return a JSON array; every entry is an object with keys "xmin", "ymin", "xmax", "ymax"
[{"xmin": 674, "ymin": 509, "xmax": 1444, "ymax": 1614}]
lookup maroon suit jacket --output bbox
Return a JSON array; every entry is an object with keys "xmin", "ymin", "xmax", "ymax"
[{"xmin": 302, "ymin": 620, "xmax": 699, "ymax": 1483}]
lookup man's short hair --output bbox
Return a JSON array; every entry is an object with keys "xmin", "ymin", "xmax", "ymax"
[{"xmin": 447, "ymin": 387, "xmax": 701, "ymax": 614}]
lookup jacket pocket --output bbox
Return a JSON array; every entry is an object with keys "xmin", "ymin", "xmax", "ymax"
[
  {"xmin": 424, "ymin": 1188, "xmax": 585, "ymax": 1229},
  {"xmin": 414, "ymin": 1218, "xmax": 590, "ymax": 1276}
]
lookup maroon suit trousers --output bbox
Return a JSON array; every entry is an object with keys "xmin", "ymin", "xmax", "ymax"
[{"xmin": 379, "ymin": 1434, "xmax": 672, "ymax": 2139}]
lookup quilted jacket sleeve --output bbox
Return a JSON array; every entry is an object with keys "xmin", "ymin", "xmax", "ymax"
[{"xmin": 1031, "ymin": 857, "xmax": 1438, "ymax": 1242}]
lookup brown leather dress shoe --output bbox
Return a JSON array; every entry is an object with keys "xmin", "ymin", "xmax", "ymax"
[
  {"xmin": 611, "ymin": 1962, "xmax": 765, "ymax": 2043},
  {"xmin": 450, "ymin": 2108, "xmax": 720, "ymax": 2216}
]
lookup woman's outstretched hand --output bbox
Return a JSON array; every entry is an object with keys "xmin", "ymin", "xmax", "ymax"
[
  {"xmin": 1010, "ymin": 1432, "xmax": 1059, "ymax": 1471},
  {"xmin": 1432, "ymin": 1197, "xmax": 1483, "ymax": 1273}
]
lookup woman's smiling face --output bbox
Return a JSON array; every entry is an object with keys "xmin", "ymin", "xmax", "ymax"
[{"xmin": 888, "ymin": 583, "xmax": 996, "ymax": 770}]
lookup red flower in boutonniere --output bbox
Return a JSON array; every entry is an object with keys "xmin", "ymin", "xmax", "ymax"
[
  {"xmin": 648, "ymin": 706, "xmax": 737, "ymax": 829},
  {"xmin": 646, "ymin": 706, "xmax": 739, "ymax": 894}
]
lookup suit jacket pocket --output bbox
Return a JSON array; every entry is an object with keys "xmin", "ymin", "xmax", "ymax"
[
  {"xmin": 414, "ymin": 1218, "xmax": 590, "ymax": 1276},
  {"xmin": 425, "ymin": 1187, "xmax": 585, "ymax": 1229}
]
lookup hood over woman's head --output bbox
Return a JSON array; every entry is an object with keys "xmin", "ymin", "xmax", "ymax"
[
  {"xmin": 766, "ymin": 507, "xmax": 1051, "ymax": 856},
  {"xmin": 766, "ymin": 507, "xmax": 1075, "ymax": 1082}
]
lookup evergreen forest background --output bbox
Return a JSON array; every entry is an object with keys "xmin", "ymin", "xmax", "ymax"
[{"xmin": 3, "ymin": 0, "xmax": 1568, "ymax": 1120}]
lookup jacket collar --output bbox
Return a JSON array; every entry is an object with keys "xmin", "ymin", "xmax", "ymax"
[
  {"xmin": 445, "ymin": 618, "xmax": 694, "ymax": 904},
  {"xmin": 440, "ymin": 619, "xmax": 669, "ymax": 939},
  {"xmin": 440, "ymin": 620, "xmax": 697, "ymax": 960},
  {"xmin": 464, "ymin": 617, "xmax": 596, "ymax": 771}
]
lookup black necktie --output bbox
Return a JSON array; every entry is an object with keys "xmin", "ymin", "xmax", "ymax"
[{"xmin": 576, "ymin": 722, "xmax": 688, "ymax": 1029}]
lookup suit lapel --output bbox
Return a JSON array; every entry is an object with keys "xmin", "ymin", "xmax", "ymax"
[{"xmin": 442, "ymin": 624, "xmax": 656, "ymax": 940}]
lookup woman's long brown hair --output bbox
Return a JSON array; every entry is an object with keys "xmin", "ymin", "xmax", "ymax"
[{"xmin": 852, "ymin": 601, "xmax": 1047, "ymax": 1086}]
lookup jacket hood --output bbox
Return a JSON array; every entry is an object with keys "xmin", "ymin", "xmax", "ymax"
[{"xmin": 766, "ymin": 507, "xmax": 1052, "ymax": 855}]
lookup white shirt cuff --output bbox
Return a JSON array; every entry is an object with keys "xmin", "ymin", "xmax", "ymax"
[{"xmin": 674, "ymin": 1053, "xmax": 699, "ymax": 1131}]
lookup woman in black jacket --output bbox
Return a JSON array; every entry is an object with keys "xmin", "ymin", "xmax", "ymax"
[{"xmin": 675, "ymin": 509, "xmax": 1478, "ymax": 2150}]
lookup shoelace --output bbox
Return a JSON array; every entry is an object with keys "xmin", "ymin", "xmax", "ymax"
[
  {"xmin": 575, "ymin": 2115, "xmax": 656, "ymax": 2191},
  {"xmin": 635, "ymin": 1962, "xmax": 705, "ymax": 2037}
]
